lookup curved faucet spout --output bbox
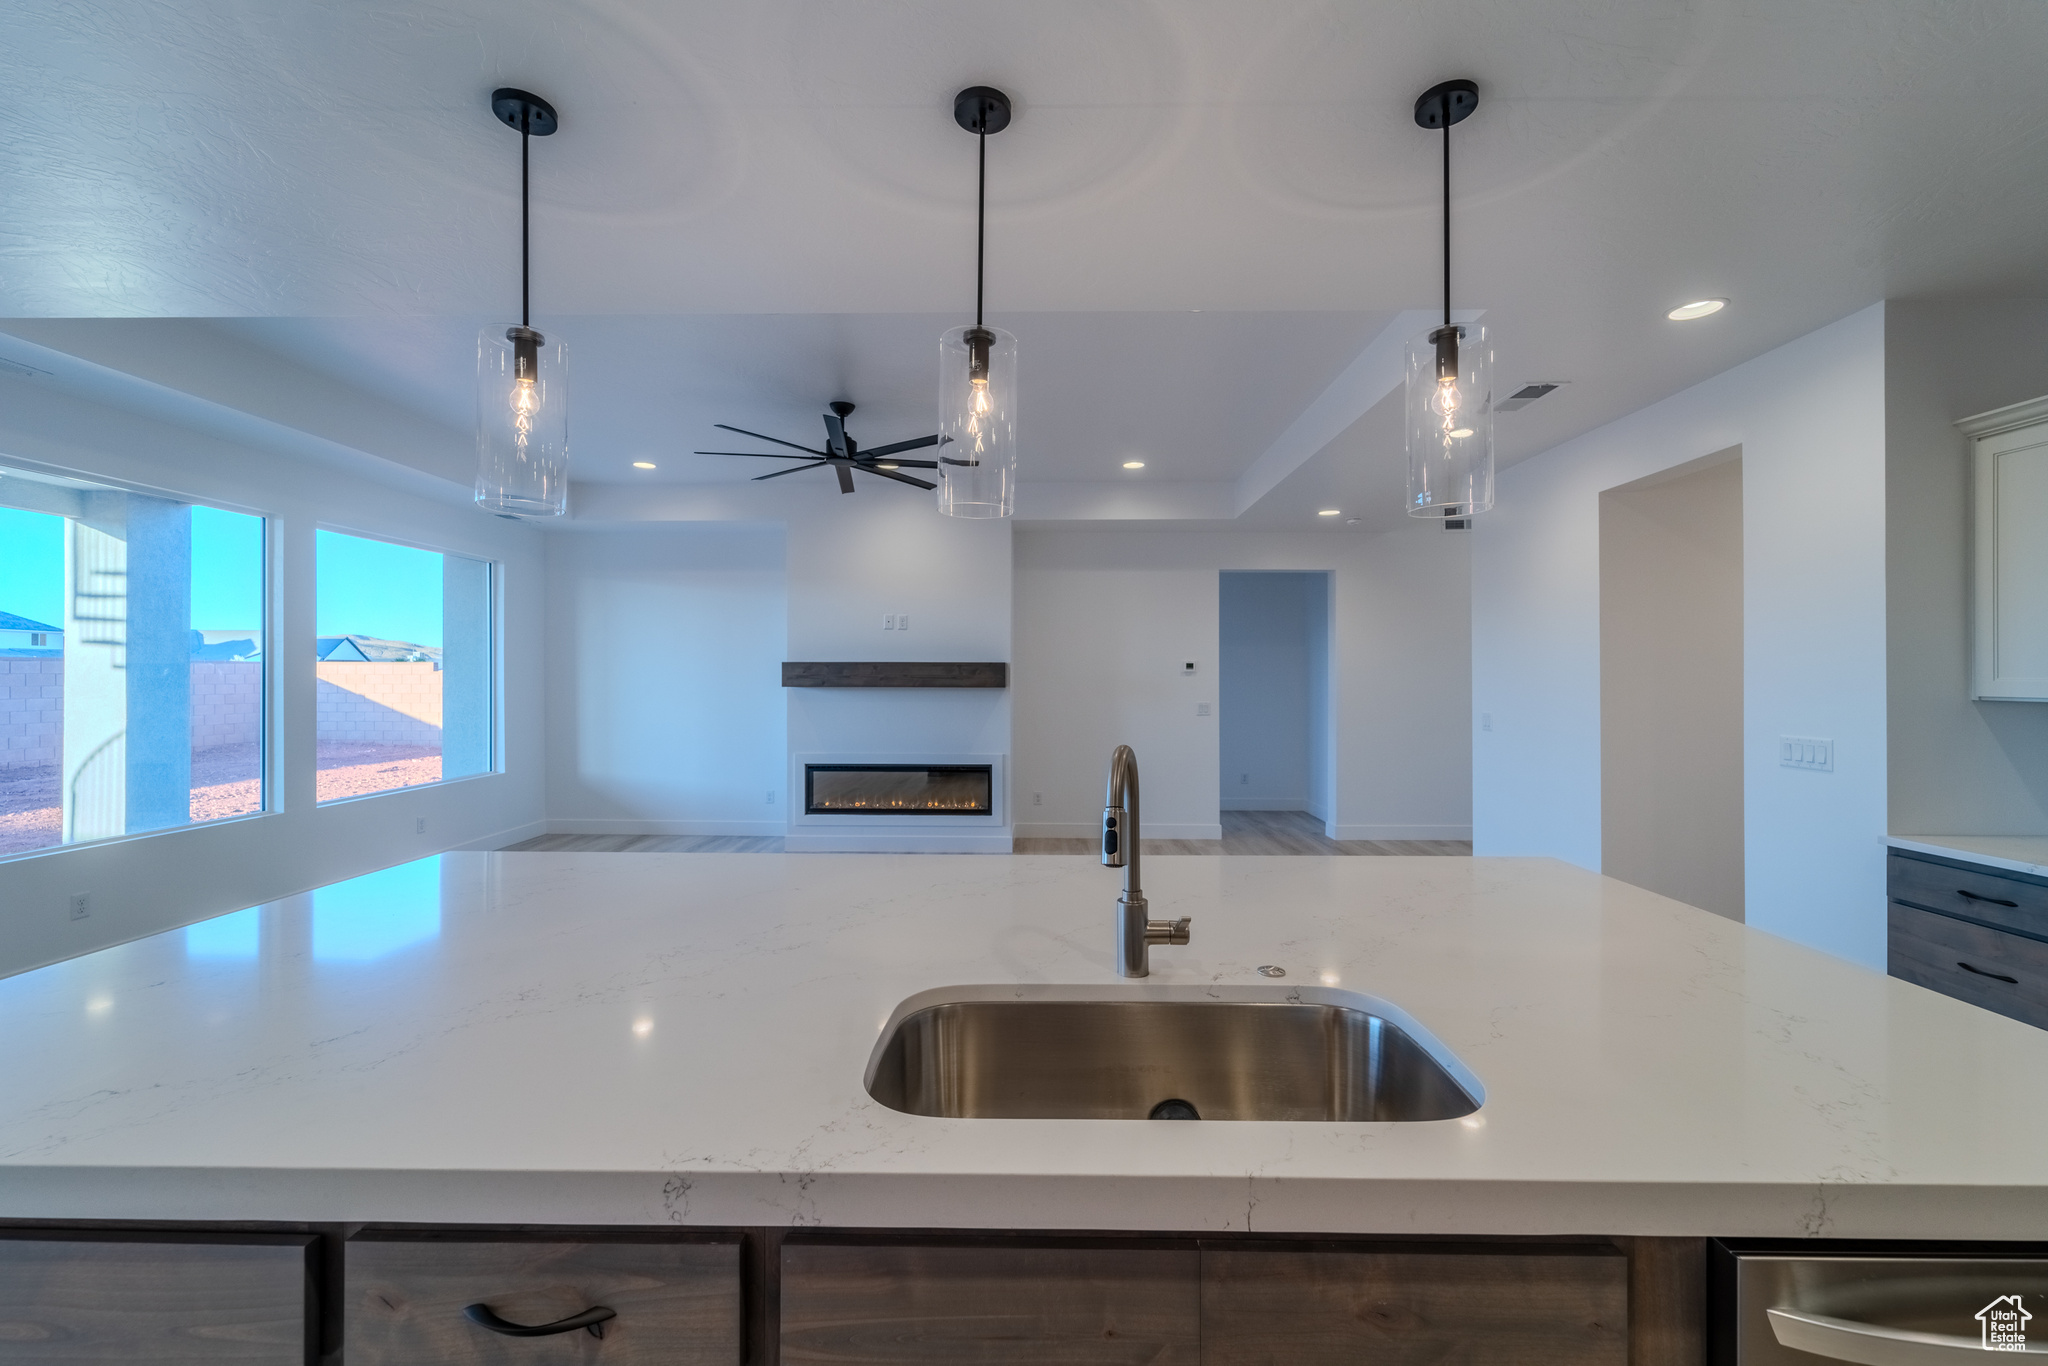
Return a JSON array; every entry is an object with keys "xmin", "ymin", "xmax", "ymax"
[{"xmin": 1102, "ymin": 744, "xmax": 1188, "ymax": 977}]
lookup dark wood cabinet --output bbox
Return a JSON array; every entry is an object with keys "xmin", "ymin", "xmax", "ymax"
[
  {"xmin": 0, "ymin": 1231, "xmax": 315, "ymax": 1365},
  {"xmin": 1889, "ymin": 850, "xmax": 2048, "ymax": 1029},
  {"xmin": 345, "ymin": 1232, "xmax": 740, "ymax": 1366},
  {"xmin": 1199, "ymin": 1244, "xmax": 1628, "ymax": 1366},
  {"xmin": 779, "ymin": 1241, "xmax": 1199, "ymax": 1365}
]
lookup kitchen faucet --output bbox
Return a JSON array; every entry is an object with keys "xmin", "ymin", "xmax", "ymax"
[{"xmin": 1101, "ymin": 744, "xmax": 1191, "ymax": 977}]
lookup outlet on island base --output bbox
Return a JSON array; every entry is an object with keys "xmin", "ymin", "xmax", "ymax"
[{"xmin": 0, "ymin": 1225, "xmax": 1706, "ymax": 1365}]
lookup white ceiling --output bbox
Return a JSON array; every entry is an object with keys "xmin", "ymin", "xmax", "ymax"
[{"xmin": 6, "ymin": 0, "xmax": 2048, "ymax": 524}]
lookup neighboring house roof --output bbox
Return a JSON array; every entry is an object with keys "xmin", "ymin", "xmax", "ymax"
[
  {"xmin": 317, "ymin": 637, "xmax": 373, "ymax": 662},
  {"xmin": 317, "ymin": 634, "xmax": 441, "ymax": 664},
  {"xmin": 0, "ymin": 612, "xmax": 60, "ymax": 633}
]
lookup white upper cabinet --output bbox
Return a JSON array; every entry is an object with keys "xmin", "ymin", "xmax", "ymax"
[{"xmin": 1962, "ymin": 396, "xmax": 2048, "ymax": 701}]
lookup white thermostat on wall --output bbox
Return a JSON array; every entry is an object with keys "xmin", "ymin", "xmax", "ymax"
[{"xmin": 1182, "ymin": 662, "xmax": 1196, "ymax": 675}]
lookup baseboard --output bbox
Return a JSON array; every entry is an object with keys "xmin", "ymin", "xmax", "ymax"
[
  {"xmin": 1013, "ymin": 821, "xmax": 1222, "ymax": 841},
  {"xmin": 1328, "ymin": 824, "xmax": 1473, "ymax": 841},
  {"xmin": 459, "ymin": 818, "xmax": 548, "ymax": 851},
  {"xmin": 546, "ymin": 818, "xmax": 789, "ymax": 837},
  {"xmin": 1220, "ymin": 799, "xmax": 1312, "ymax": 811},
  {"xmin": 782, "ymin": 832, "xmax": 1013, "ymax": 854}
]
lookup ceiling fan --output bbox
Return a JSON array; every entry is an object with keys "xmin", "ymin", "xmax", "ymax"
[{"xmin": 695, "ymin": 401, "xmax": 945, "ymax": 494}]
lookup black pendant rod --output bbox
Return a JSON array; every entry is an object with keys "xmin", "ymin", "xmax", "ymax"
[
  {"xmin": 521, "ymin": 123, "xmax": 531, "ymax": 329},
  {"xmin": 975, "ymin": 127, "xmax": 986, "ymax": 329},
  {"xmin": 1441, "ymin": 119, "xmax": 1450, "ymax": 328}
]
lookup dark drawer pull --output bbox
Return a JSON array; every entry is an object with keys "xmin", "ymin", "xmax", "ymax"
[
  {"xmin": 1957, "ymin": 961, "xmax": 2020, "ymax": 985},
  {"xmin": 1957, "ymin": 888, "xmax": 2020, "ymax": 908},
  {"xmin": 464, "ymin": 1303, "xmax": 617, "ymax": 1339}
]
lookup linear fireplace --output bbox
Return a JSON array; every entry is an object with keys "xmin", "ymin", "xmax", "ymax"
[{"xmin": 805, "ymin": 764, "xmax": 993, "ymax": 816}]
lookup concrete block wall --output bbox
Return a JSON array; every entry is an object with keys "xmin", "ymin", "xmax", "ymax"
[
  {"xmin": 190, "ymin": 661, "xmax": 261, "ymax": 751},
  {"xmin": 0, "ymin": 659, "xmax": 62, "ymax": 767},
  {"xmin": 315, "ymin": 661, "xmax": 442, "ymax": 747}
]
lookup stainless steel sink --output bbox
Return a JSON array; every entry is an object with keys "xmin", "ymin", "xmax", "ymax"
[{"xmin": 864, "ymin": 987, "xmax": 1481, "ymax": 1122}]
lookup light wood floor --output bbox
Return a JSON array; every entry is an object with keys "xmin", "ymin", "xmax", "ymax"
[{"xmin": 502, "ymin": 811, "xmax": 1469, "ymax": 857}]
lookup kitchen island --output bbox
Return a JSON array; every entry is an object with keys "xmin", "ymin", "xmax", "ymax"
[{"xmin": 3, "ymin": 849, "xmax": 2046, "ymax": 1240}]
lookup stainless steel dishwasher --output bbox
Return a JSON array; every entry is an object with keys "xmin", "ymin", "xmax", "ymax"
[{"xmin": 1719, "ymin": 1244, "xmax": 2048, "ymax": 1365}]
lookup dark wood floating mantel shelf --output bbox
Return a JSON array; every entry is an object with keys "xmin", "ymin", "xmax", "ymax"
[{"xmin": 782, "ymin": 661, "xmax": 1008, "ymax": 689}]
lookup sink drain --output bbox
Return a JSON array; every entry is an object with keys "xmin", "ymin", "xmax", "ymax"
[{"xmin": 1148, "ymin": 1098, "xmax": 1201, "ymax": 1121}]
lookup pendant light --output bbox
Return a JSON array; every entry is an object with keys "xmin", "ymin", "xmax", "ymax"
[
  {"xmin": 1405, "ymin": 79, "xmax": 1493, "ymax": 520},
  {"xmin": 937, "ymin": 86, "xmax": 1018, "ymax": 519},
  {"xmin": 476, "ymin": 87, "xmax": 569, "ymax": 520}
]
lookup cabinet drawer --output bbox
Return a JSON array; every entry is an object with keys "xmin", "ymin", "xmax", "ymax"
[
  {"xmin": 1200, "ymin": 1247, "xmax": 1628, "ymax": 1366},
  {"xmin": 346, "ymin": 1234, "xmax": 740, "ymax": 1366},
  {"xmin": 0, "ymin": 1232, "xmax": 314, "ymax": 1365},
  {"xmin": 1889, "ymin": 903, "xmax": 2048, "ymax": 1029},
  {"xmin": 1888, "ymin": 853, "xmax": 2048, "ymax": 937},
  {"xmin": 780, "ymin": 1242, "xmax": 1199, "ymax": 1365}
]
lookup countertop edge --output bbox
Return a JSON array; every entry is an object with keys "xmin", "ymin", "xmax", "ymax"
[
  {"xmin": 1888, "ymin": 835, "xmax": 2048, "ymax": 879},
  {"xmin": 6, "ymin": 1168, "xmax": 2048, "ymax": 1241}
]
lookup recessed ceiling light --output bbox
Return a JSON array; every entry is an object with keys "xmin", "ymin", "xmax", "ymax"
[
  {"xmin": 1123, "ymin": 460, "xmax": 1145, "ymax": 469},
  {"xmin": 632, "ymin": 461, "xmax": 656, "ymax": 469},
  {"xmin": 1318, "ymin": 509, "xmax": 1342, "ymax": 517},
  {"xmin": 1666, "ymin": 298, "xmax": 1727, "ymax": 321}
]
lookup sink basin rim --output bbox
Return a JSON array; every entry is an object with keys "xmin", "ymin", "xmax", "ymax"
[{"xmin": 862, "ymin": 981, "xmax": 1486, "ymax": 1121}]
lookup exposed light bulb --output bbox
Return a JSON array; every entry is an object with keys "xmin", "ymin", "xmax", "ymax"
[{"xmin": 1433, "ymin": 376, "xmax": 1462, "ymax": 418}]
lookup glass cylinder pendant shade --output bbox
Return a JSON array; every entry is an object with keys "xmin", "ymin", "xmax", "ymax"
[
  {"xmin": 476, "ymin": 324, "xmax": 569, "ymax": 519},
  {"xmin": 1404, "ymin": 322, "xmax": 1493, "ymax": 518},
  {"xmin": 936, "ymin": 324, "xmax": 1018, "ymax": 519}
]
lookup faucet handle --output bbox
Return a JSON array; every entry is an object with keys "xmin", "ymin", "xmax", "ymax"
[
  {"xmin": 1101, "ymin": 806, "xmax": 1127, "ymax": 867},
  {"xmin": 1145, "ymin": 917, "xmax": 1191, "ymax": 946}
]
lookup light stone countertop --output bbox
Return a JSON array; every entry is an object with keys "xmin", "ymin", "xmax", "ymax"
[
  {"xmin": 4, "ymin": 850, "xmax": 2048, "ymax": 1239},
  {"xmin": 1889, "ymin": 834, "xmax": 2048, "ymax": 880}
]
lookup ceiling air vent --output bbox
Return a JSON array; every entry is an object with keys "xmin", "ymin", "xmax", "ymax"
[{"xmin": 1496, "ymin": 382, "xmax": 1564, "ymax": 413}]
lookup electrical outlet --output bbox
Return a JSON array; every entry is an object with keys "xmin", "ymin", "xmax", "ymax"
[
  {"xmin": 1196, "ymin": 701, "xmax": 1212, "ymax": 717},
  {"xmin": 1779, "ymin": 736, "xmax": 1834, "ymax": 771},
  {"xmin": 1181, "ymin": 661, "xmax": 1196, "ymax": 675},
  {"xmin": 68, "ymin": 893, "xmax": 90, "ymax": 921},
  {"xmin": 765, "ymin": 790, "xmax": 777, "ymax": 805},
  {"xmin": 897, "ymin": 613, "xmax": 909, "ymax": 631},
  {"xmin": 1032, "ymin": 792, "xmax": 1042, "ymax": 806},
  {"xmin": 1481, "ymin": 712, "xmax": 1493, "ymax": 732},
  {"xmin": 1240, "ymin": 773, "xmax": 1249, "ymax": 785},
  {"xmin": 415, "ymin": 816, "xmax": 427, "ymax": 834}
]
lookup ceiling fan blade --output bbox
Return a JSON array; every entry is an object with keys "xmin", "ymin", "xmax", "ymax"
[
  {"xmin": 695, "ymin": 450, "xmax": 824, "ymax": 460},
  {"xmin": 834, "ymin": 461, "xmax": 856, "ymax": 494},
  {"xmin": 863, "ymin": 465, "xmax": 939, "ymax": 491},
  {"xmin": 821, "ymin": 413, "xmax": 851, "ymax": 459},
  {"xmin": 714, "ymin": 423, "xmax": 827, "ymax": 456},
  {"xmin": 753, "ymin": 461, "xmax": 829, "ymax": 481},
  {"xmin": 861, "ymin": 434, "xmax": 943, "ymax": 458},
  {"xmin": 870, "ymin": 458, "xmax": 940, "ymax": 469}
]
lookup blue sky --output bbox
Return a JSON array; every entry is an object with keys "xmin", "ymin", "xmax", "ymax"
[
  {"xmin": 316, "ymin": 530, "xmax": 442, "ymax": 647},
  {"xmin": 0, "ymin": 504, "xmax": 419, "ymax": 640}
]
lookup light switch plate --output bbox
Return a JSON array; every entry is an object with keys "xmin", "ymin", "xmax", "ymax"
[{"xmin": 1779, "ymin": 736, "xmax": 1834, "ymax": 771}]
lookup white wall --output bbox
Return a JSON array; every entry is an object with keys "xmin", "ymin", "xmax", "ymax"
[
  {"xmin": 1473, "ymin": 304, "xmax": 1887, "ymax": 967},
  {"xmin": 1885, "ymin": 300, "xmax": 2048, "ymax": 836},
  {"xmin": 1015, "ymin": 525, "xmax": 1470, "ymax": 842},
  {"xmin": 0, "ymin": 375, "xmax": 546, "ymax": 978},
  {"xmin": 1599, "ymin": 455, "xmax": 1745, "ymax": 921},
  {"xmin": 545, "ymin": 525, "xmax": 786, "ymax": 835},
  {"xmin": 1219, "ymin": 572, "xmax": 1320, "ymax": 811},
  {"xmin": 782, "ymin": 495, "xmax": 1013, "ymax": 849}
]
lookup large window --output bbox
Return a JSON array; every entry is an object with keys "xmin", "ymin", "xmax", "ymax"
[
  {"xmin": 0, "ymin": 466, "xmax": 264, "ymax": 857},
  {"xmin": 314, "ymin": 529, "xmax": 492, "ymax": 802}
]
